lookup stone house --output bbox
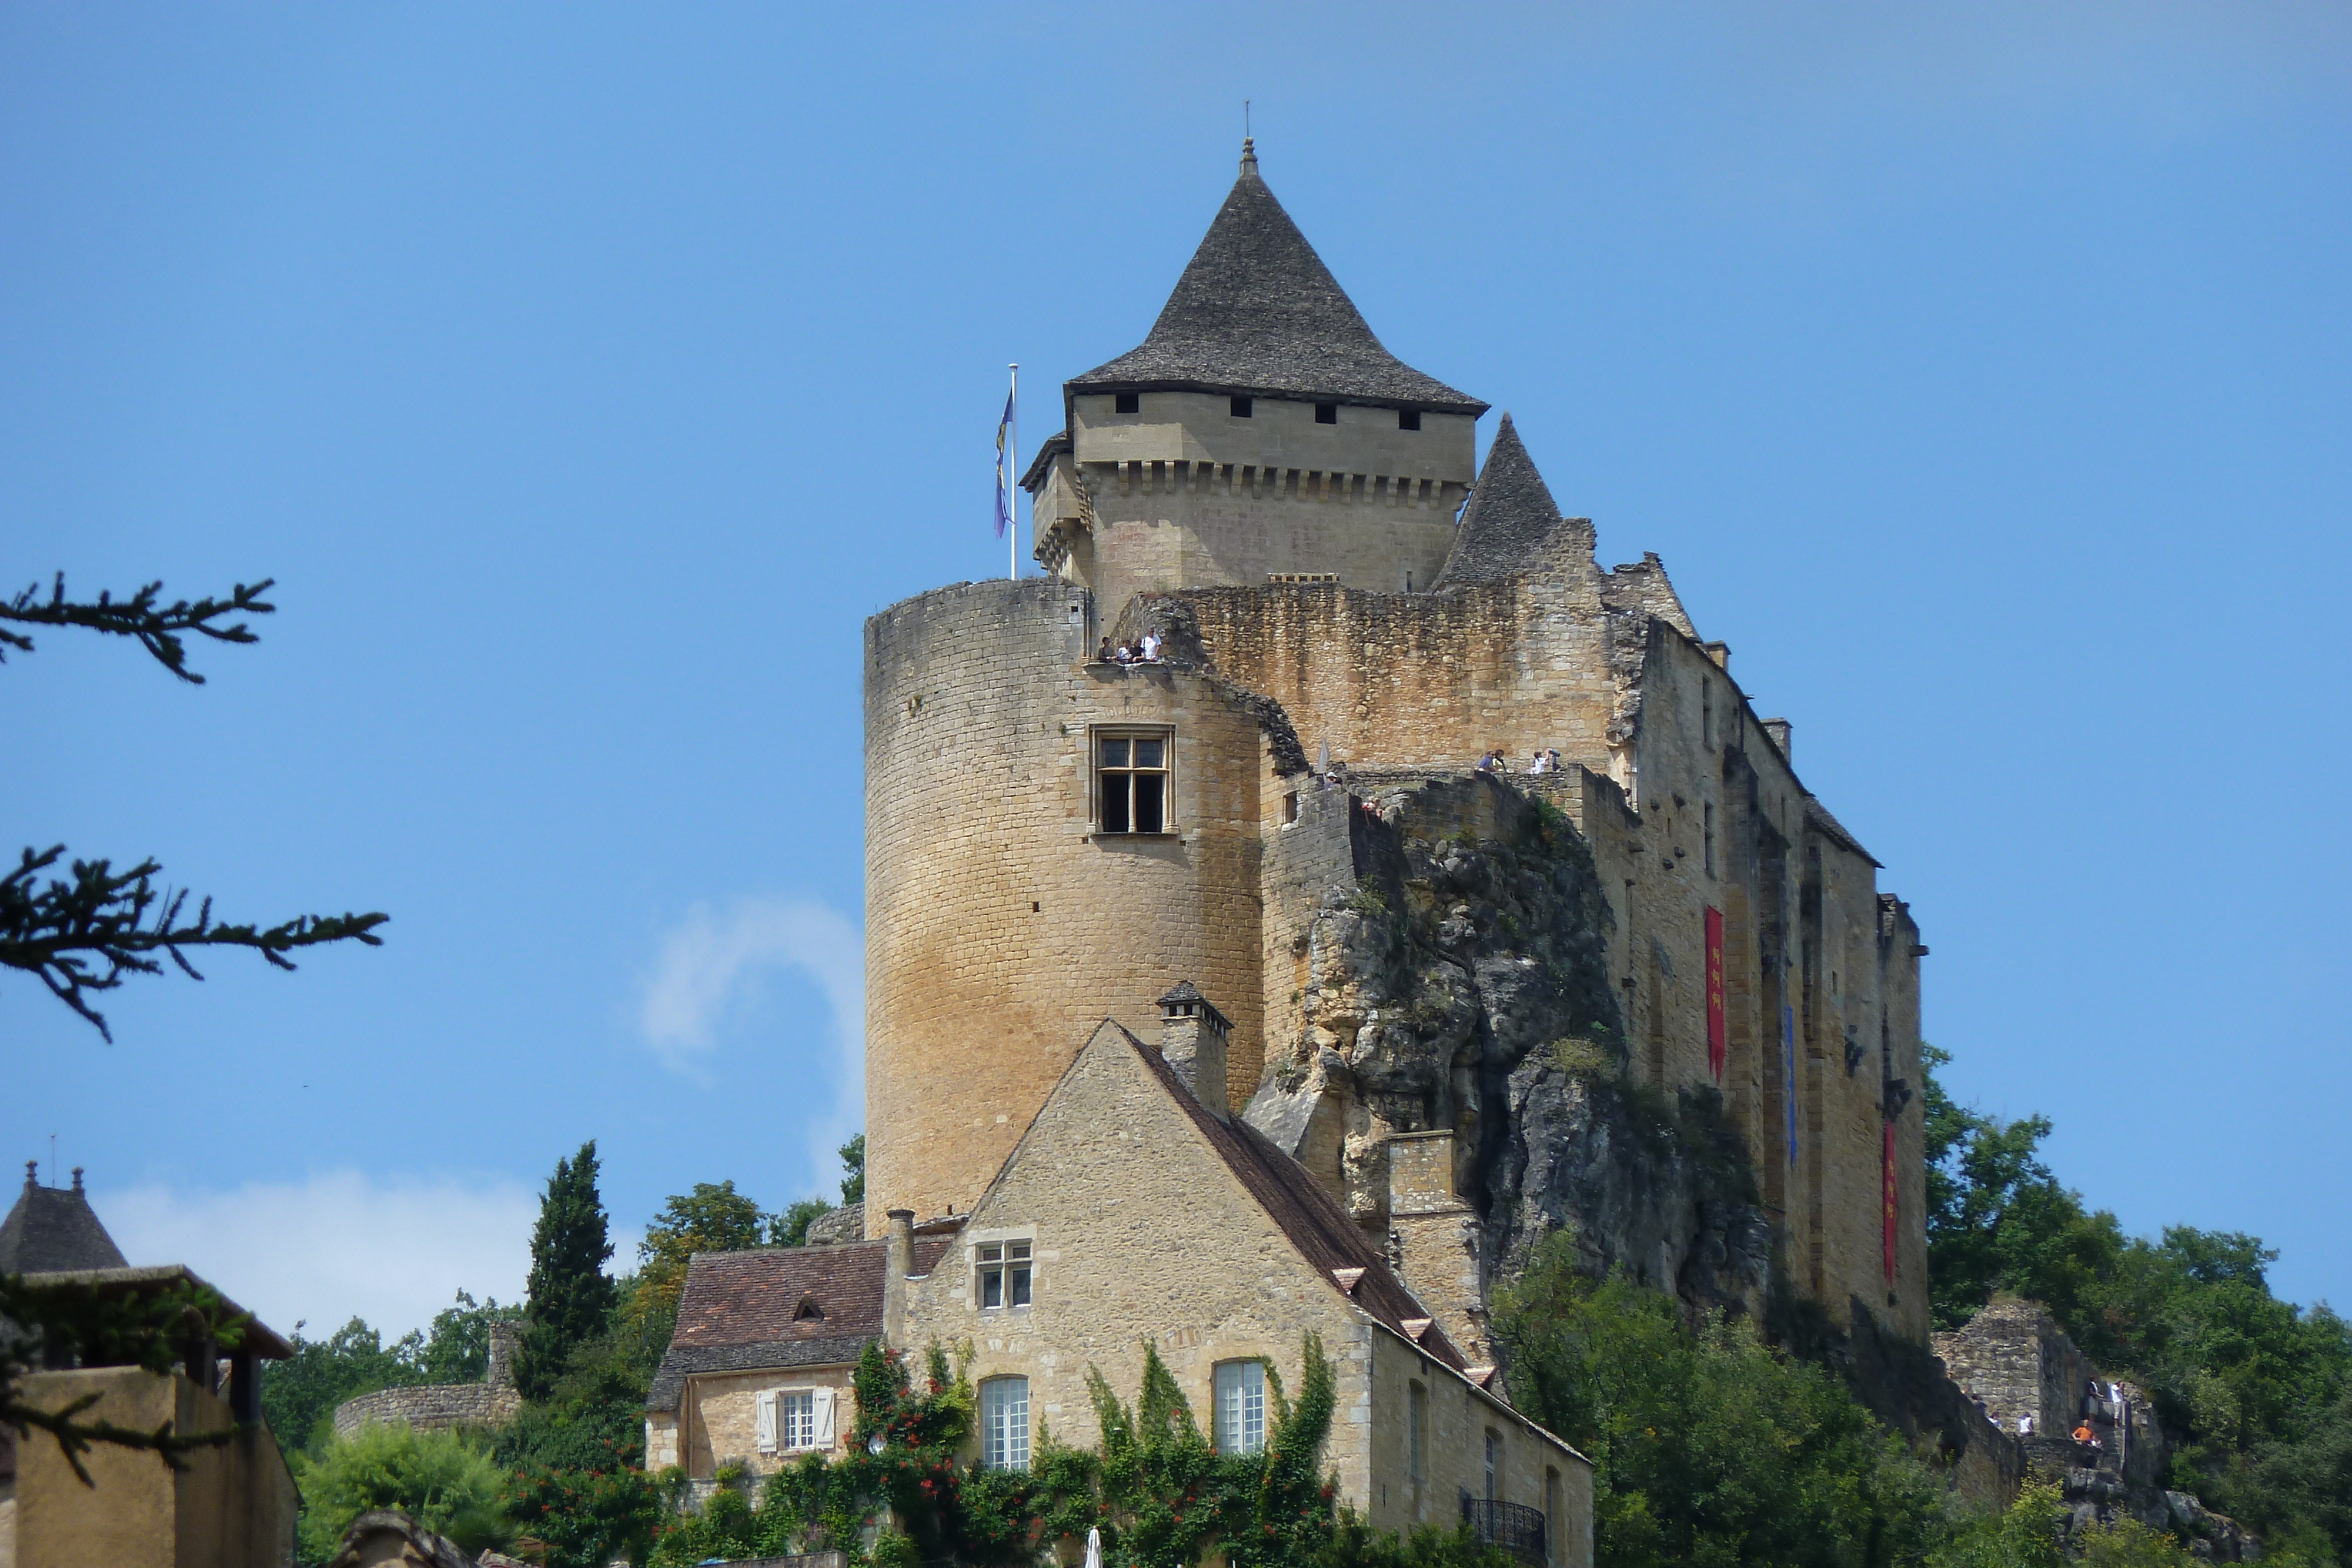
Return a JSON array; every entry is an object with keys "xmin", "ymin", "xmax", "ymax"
[
  {"xmin": 893, "ymin": 999, "xmax": 1591, "ymax": 1566},
  {"xmin": 644, "ymin": 1234, "xmax": 953, "ymax": 1480}
]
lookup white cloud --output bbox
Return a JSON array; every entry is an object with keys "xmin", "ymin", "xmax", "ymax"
[
  {"xmin": 95, "ymin": 1172, "xmax": 543, "ymax": 1340},
  {"xmin": 637, "ymin": 897, "xmax": 865, "ymax": 1192}
]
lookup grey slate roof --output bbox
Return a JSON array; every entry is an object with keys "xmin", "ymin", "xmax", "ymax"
[
  {"xmin": 1070, "ymin": 143, "xmax": 1486, "ymax": 416},
  {"xmin": 1435, "ymin": 414, "xmax": 1565, "ymax": 587},
  {"xmin": 0, "ymin": 1165, "xmax": 129, "ymax": 1275}
]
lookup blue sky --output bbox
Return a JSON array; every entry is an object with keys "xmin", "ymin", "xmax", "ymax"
[{"xmin": 5, "ymin": 4, "xmax": 2347, "ymax": 1336}]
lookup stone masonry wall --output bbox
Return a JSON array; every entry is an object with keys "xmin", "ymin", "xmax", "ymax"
[
  {"xmin": 1055, "ymin": 390, "xmax": 1476, "ymax": 614},
  {"xmin": 897, "ymin": 1024, "xmax": 1588, "ymax": 1562},
  {"xmin": 863, "ymin": 579, "xmax": 1298, "ymax": 1233},
  {"xmin": 333, "ymin": 1382, "xmax": 520, "ymax": 1442}
]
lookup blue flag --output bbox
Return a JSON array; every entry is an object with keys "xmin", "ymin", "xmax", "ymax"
[{"xmin": 994, "ymin": 386, "xmax": 1015, "ymax": 539}]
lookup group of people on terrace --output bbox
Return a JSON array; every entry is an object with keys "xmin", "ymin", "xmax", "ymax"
[
  {"xmin": 1474, "ymin": 748, "xmax": 1562, "ymax": 776},
  {"xmin": 1096, "ymin": 632, "xmax": 1162, "ymax": 665}
]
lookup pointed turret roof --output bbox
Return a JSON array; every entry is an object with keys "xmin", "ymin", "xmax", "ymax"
[
  {"xmin": 1435, "ymin": 414, "xmax": 1565, "ymax": 586},
  {"xmin": 1069, "ymin": 142, "xmax": 1486, "ymax": 415},
  {"xmin": 0, "ymin": 1163, "xmax": 130, "ymax": 1275}
]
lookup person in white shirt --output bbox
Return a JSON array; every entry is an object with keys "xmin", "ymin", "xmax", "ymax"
[{"xmin": 1140, "ymin": 630, "xmax": 1162, "ymax": 663}]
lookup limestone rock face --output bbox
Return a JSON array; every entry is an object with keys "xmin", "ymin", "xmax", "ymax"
[{"xmin": 1243, "ymin": 773, "xmax": 1772, "ymax": 1322}]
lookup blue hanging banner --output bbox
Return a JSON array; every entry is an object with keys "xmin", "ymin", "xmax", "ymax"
[{"xmin": 1783, "ymin": 1004, "xmax": 1798, "ymax": 1166}]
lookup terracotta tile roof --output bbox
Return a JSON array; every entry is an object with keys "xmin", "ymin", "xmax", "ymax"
[
  {"xmin": 648, "ymin": 1236, "xmax": 954, "ymax": 1411},
  {"xmin": 1122, "ymin": 1028, "xmax": 1469, "ymax": 1373}
]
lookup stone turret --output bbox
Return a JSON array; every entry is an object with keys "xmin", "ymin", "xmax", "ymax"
[{"xmin": 1028, "ymin": 141, "xmax": 1487, "ymax": 609}]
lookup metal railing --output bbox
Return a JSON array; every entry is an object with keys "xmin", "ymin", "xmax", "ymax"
[{"xmin": 1461, "ymin": 1497, "xmax": 1548, "ymax": 1564}]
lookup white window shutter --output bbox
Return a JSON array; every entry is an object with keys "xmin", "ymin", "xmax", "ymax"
[
  {"xmin": 755, "ymin": 1389, "xmax": 779, "ymax": 1452},
  {"xmin": 814, "ymin": 1388, "xmax": 837, "ymax": 1446}
]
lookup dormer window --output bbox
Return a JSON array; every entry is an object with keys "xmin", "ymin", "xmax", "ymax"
[
  {"xmin": 793, "ymin": 1293, "xmax": 823, "ymax": 1322},
  {"xmin": 1230, "ymin": 396, "xmax": 1253, "ymax": 417},
  {"xmin": 1114, "ymin": 392, "xmax": 1141, "ymax": 414},
  {"xmin": 1315, "ymin": 402, "xmax": 1338, "ymax": 424},
  {"xmin": 1398, "ymin": 409, "xmax": 1421, "ymax": 430}
]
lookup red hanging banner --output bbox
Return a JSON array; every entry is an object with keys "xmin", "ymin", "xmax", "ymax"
[
  {"xmin": 1882, "ymin": 1119, "xmax": 1899, "ymax": 1285},
  {"xmin": 1704, "ymin": 906, "xmax": 1726, "ymax": 1082}
]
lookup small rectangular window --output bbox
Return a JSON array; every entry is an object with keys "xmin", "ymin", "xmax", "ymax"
[
  {"xmin": 1230, "ymin": 395, "xmax": 1253, "ymax": 417},
  {"xmin": 1486, "ymin": 1429, "xmax": 1502, "ymax": 1501},
  {"xmin": 781, "ymin": 1389, "xmax": 816, "ymax": 1450},
  {"xmin": 1214, "ymin": 1360, "xmax": 1267, "ymax": 1454},
  {"xmin": 1705, "ymin": 803, "xmax": 1716, "ymax": 878},
  {"xmin": 977, "ymin": 1239, "xmax": 1031, "ymax": 1308},
  {"xmin": 1114, "ymin": 392, "xmax": 1140, "ymax": 414},
  {"xmin": 1315, "ymin": 402, "xmax": 1338, "ymax": 424},
  {"xmin": 1097, "ymin": 731, "xmax": 1170, "ymax": 834},
  {"xmin": 1398, "ymin": 409, "xmax": 1421, "ymax": 430},
  {"xmin": 1282, "ymin": 790, "xmax": 1299, "ymax": 825},
  {"xmin": 981, "ymin": 1377, "xmax": 1030, "ymax": 1470}
]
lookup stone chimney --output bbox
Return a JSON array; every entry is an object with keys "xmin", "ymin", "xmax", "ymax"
[
  {"xmin": 486, "ymin": 1320, "xmax": 519, "ymax": 1391},
  {"xmin": 883, "ymin": 1208, "xmax": 914, "ymax": 1346},
  {"xmin": 1760, "ymin": 717, "xmax": 1792, "ymax": 763},
  {"xmin": 1385, "ymin": 1130, "xmax": 1492, "ymax": 1365},
  {"xmin": 1155, "ymin": 981, "xmax": 1232, "ymax": 1119}
]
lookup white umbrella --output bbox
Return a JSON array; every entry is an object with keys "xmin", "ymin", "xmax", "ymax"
[{"xmin": 1084, "ymin": 1526, "xmax": 1103, "ymax": 1568}]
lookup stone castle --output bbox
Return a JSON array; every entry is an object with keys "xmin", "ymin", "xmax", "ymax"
[
  {"xmin": 643, "ymin": 142, "xmax": 1943, "ymax": 1559},
  {"xmin": 862, "ymin": 139, "xmax": 1927, "ymax": 1345}
]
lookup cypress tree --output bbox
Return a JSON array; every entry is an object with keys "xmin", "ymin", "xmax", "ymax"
[{"xmin": 517, "ymin": 1139, "xmax": 616, "ymax": 1400}]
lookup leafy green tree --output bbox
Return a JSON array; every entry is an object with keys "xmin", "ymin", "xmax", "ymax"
[
  {"xmin": 837, "ymin": 1132, "xmax": 865, "ymax": 1204},
  {"xmin": 259, "ymin": 1317, "xmax": 427, "ymax": 1457},
  {"xmin": 419, "ymin": 1290, "xmax": 522, "ymax": 1386},
  {"xmin": 1495, "ymin": 1238, "xmax": 1945, "ymax": 1568},
  {"xmin": 1922, "ymin": 1045, "xmax": 2124, "ymax": 1331},
  {"xmin": 634, "ymin": 1180, "xmax": 769, "ymax": 1330},
  {"xmin": 1926, "ymin": 1044, "xmax": 2352, "ymax": 1561},
  {"xmin": 292, "ymin": 1422, "xmax": 512, "ymax": 1562},
  {"xmin": 769, "ymin": 1197, "xmax": 832, "ymax": 1248},
  {"xmin": 518, "ymin": 1141, "xmax": 616, "ymax": 1400},
  {"xmin": 767, "ymin": 1136, "xmax": 867, "ymax": 1246}
]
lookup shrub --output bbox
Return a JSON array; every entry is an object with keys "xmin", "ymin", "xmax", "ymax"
[{"xmin": 291, "ymin": 1422, "xmax": 511, "ymax": 1563}]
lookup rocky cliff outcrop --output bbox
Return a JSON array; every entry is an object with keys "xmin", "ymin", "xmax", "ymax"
[{"xmin": 1242, "ymin": 772, "xmax": 1773, "ymax": 1321}]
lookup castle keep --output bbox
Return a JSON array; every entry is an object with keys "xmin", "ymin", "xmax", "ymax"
[
  {"xmin": 653, "ymin": 142, "xmax": 1933, "ymax": 1557},
  {"xmin": 864, "ymin": 139, "xmax": 1926, "ymax": 1340}
]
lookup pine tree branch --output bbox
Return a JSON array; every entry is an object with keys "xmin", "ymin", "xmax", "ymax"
[
  {"xmin": 1, "ymin": 845, "xmax": 387, "ymax": 1041},
  {"xmin": 0, "ymin": 573, "xmax": 275, "ymax": 684},
  {"xmin": 0, "ymin": 1275, "xmax": 250, "ymax": 1485},
  {"xmin": 0, "ymin": 1391, "xmax": 236, "ymax": 1487}
]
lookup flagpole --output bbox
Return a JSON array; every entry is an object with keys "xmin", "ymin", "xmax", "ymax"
[{"xmin": 1008, "ymin": 363, "xmax": 1019, "ymax": 580}]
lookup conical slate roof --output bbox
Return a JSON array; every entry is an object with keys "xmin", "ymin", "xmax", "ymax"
[
  {"xmin": 0, "ymin": 1164, "xmax": 130, "ymax": 1275},
  {"xmin": 1435, "ymin": 414, "xmax": 1565, "ymax": 586},
  {"xmin": 1070, "ymin": 143, "xmax": 1486, "ymax": 415}
]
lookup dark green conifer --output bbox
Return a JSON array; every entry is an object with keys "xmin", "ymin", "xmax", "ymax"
[{"xmin": 517, "ymin": 1139, "xmax": 615, "ymax": 1399}]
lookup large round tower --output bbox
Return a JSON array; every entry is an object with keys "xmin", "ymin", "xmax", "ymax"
[{"xmin": 862, "ymin": 577, "xmax": 1287, "ymax": 1233}]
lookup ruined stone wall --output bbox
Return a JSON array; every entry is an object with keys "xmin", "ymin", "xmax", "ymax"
[
  {"xmin": 333, "ymin": 1382, "xmax": 521, "ymax": 1441},
  {"xmin": 1168, "ymin": 579, "xmax": 1623, "ymax": 778},
  {"xmin": 864, "ymin": 579, "xmax": 1294, "ymax": 1232}
]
